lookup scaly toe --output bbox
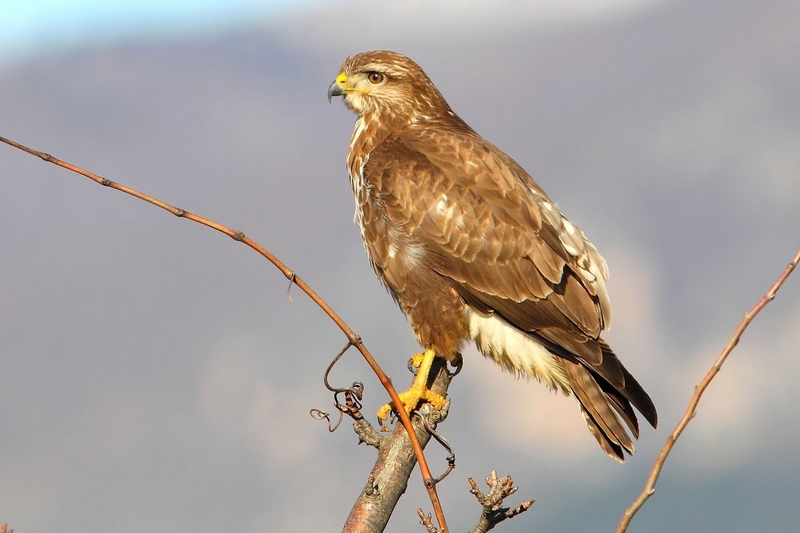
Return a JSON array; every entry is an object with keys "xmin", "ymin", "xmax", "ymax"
[
  {"xmin": 422, "ymin": 389, "xmax": 447, "ymax": 410},
  {"xmin": 376, "ymin": 386, "xmax": 447, "ymax": 428},
  {"xmin": 376, "ymin": 403, "xmax": 393, "ymax": 425},
  {"xmin": 408, "ymin": 352, "xmax": 426, "ymax": 369}
]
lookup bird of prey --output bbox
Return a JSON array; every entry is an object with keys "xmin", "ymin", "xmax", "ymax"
[{"xmin": 327, "ymin": 50, "xmax": 657, "ymax": 461}]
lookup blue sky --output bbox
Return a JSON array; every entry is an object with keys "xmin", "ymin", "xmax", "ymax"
[
  {"xmin": 0, "ymin": 0, "xmax": 671, "ymax": 65},
  {"xmin": 0, "ymin": 0, "xmax": 321, "ymax": 63}
]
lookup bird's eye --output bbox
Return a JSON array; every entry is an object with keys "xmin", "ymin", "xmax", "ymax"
[{"xmin": 367, "ymin": 72, "xmax": 384, "ymax": 84}]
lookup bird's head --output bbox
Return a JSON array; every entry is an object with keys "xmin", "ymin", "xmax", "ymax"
[{"xmin": 327, "ymin": 50, "xmax": 451, "ymax": 124}]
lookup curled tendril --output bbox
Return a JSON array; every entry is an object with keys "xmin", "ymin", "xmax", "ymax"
[
  {"xmin": 310, "ymin": 340, "xmax": 366, "ymax": 431},
  {"xmin": 309, "ymin": 408, "xmax": 344, "ymax": 432},
  {"xmin": 415, "ymin": 406, "xmax": 455, "ymax": 484}
]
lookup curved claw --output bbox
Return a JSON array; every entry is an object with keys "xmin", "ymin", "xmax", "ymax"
[{"xmin": 448, "ymin": 352, "xmax": 464, "ymax": 377}]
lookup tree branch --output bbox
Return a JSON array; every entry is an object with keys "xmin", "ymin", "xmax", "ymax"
[
  {"xmin": 343, "ymin": 358, "xmax": 452, "ymax": 532},
  {"xmin": 468, "ymin": 471, "xmax": 535, "ymax": 533},
  {"xmin": 0, "ymin": 135, "xmax": 449, "ymax": 531},
  {"xmin": 341, "ymin": 357, "xmax": 534, "ymax": 532},
  {"xmin": 416, "ymin": 469, "xmax": 534, "ymax": 533},
  {"xmin": 616, "ymin": 248, "xmax": 800, "ymax": 533}
]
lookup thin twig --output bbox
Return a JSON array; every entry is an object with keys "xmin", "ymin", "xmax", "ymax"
[
  {"xmin": 616, "ymin": 248, "xmax": 800, "ymax": 533},
  {"xmin": 0, "ymin": 135, "xmax": 449, "ymax": 532},
  {"xmin": 417, "ymin": 510, "xmax": 438, "ymax": 533}
]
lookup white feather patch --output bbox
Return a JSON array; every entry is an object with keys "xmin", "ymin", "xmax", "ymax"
[
  {"xmin": 388, "ymin": 241, "xmax": 399, "ymax": 259},
  {"xmin": 467, "ymin": 308, "xmax": 571, "ymax": 393},
  {"xmin": 348, "ymin": 117, "xmax": 368, "ymax": 201}
]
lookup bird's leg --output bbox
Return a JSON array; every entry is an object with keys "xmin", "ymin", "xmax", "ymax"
[{"xmin": 377, "ymin": 348, "xmax": 447, "ymax": 428}]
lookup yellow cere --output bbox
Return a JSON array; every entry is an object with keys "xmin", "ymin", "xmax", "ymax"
[{"xmin": 336, "ymin": 71, "xmax": 371, "ymax": 95}]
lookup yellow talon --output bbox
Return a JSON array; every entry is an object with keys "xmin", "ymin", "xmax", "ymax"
[
  {"xmin": 377, "ymin": 349, "xmax": 447, "ymax": 428},
  {"xmin": 409, "ymin": 352, "xmax": 426, "ymax": 368}
]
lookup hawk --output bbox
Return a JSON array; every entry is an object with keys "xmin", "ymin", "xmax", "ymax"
[{"xmin": 328, "ymin": 50, "xmax": 657, "ymax": 461}]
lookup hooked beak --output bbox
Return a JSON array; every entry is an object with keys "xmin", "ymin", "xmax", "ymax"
[{"xmin": 327, "ymin": 72, "xmax": 348, "ymax": 103}]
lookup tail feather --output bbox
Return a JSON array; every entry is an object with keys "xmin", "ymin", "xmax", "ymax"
[
  {"xmin": 596, "ymin": 338, "xmax": 658, "ymax": 429},
  {"xmin": 562, "ymin": 360, "xmax": 634, "ymax": 461},
  {"xmin": 578, "ymin": 404, "xmax": 626, "ymax": 462},
  {"xmin": 532, "ymin": 330, "xmax": 657, "ymax": 460},
  {"xmin": 601, "ymin": 382, "xmax": 641, "ymax": 439}
]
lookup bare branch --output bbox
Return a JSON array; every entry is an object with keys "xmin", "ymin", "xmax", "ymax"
[
  {"xmin": 0, "ymin": 135, "xmax": 449, "ymax": 531},
  {"xmin": 616, "ymin": 248, "xmax": 800, "ymax": 533},
  {"xmin": 416, "ymin": 469, "xmax": 535, "ymax": 533},
  {"xmin": 417, "ymin": 510, "xmax": 439, "ymax": 533},
  {"xmin": 343, "ymin": 358, "xmax": 453, "ymax": 532},
  {"xmin": 469, "ymin": 471, "xmax": 535, "ymax": 533},
  {"xmin": 353, "ymin": 419, "xmax": 384, "ymax": 449}
]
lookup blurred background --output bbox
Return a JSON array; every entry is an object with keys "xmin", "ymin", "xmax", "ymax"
[{"xmin": 1, "ymin": 1, "xmax": 799, "ymax": 531}]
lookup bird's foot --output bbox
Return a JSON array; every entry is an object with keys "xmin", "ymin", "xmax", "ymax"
[{"xmin": 377, "ymin": 348, "xmax": 446, "ymax": 430}]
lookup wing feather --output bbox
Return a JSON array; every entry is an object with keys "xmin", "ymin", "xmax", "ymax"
[
  {"xmin": 367, "ymin": 127, "xmax": 612, "ymax": 330},
  {"xmin": 363, "ymin": 125, "xmax": 657, "ymax": 459}
]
